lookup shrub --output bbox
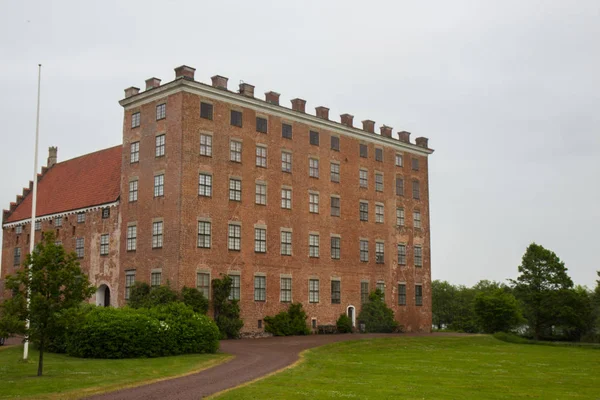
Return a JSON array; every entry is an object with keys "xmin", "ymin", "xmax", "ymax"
[
  {"xmin": 317, "ymin": 325, "xmax": 337, "ymax": 334},
  {"xmin": 181, "ymin": 287, "xmax": 209, "ymax": 315},
  {"xmin": 212, "ymin": 276, "xmax": 244, "ymax": 339},
  {"xmin": 264, "ymin": 303, "xmax": 310, "ymax": 336},
  {"xmin": 474, "ymin": 289, "xmax": 523, "ymax": 333},
  {"xmin": 358, "ymin": 290, "xmax": 398, "ymax": 333},
  {"xmin": 128, "ymin": 282, "xmax": 179, "ymax": 309},
  {"xmin": 46, "ymin": 303, "xmax": 94, "ymax": 353},
  {"xmin": 336, "ymin": 314, "xmax": 352, "ymax": 333}
]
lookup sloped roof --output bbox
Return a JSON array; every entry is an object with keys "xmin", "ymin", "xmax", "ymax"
[{"xmin": 5, "ymin": 145, "xmax": 122, "ymax": 223}]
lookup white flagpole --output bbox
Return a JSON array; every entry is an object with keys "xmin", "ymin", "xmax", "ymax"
[{"xmin": 24, "ymin": 64, "xmax": 42, "ymax": 360}]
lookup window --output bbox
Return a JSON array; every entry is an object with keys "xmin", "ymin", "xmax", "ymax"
[
  {"xmin": 281, "ymin": 151, "xmax": 292, "ymax": 173},
  {"xmin": 154, "ymin": 174, "xmax": 164, "ymax": 197},
  {"xmin": 396, "ymin": 154, "xmax": 403, "ymax": 167},
  {"xmin": 229, "ymin": 275, "xmax": 240, "ymax": 300},
  {"xmin": 254, "ymin": 276, "xmax": 266, "ymax": 301},
  {"xmin": 200, "ymin": 134, "xmax": 212, "ymax": 156},
  {"xmin": 156, "ymin": 103, "xmax": 166, "ymax": 120},
  {"xmin": 200, "ymin": 102, "xmax": 213, "ymax": 120},
  {"xmin": 330, "ymin": 163, "xmax": 340, "ymax": 183},
  {"xmin": 102, "ymin": 208, "xmax": 110, "ymax": 219},
  {"xmin": 309, "ymin": 158, "xmax": 319, "ymax": 178},
  {"xmin": 412, "ymin": 180, "xmax": 420, "ymax": 199},
  {"xmin": 129, "ymin": 180, "xmax": 138, "ymax": 202},
  {"xmin": 376, "ymin": 282, "xmax": 385, "ymax": 298},
  {"xmin": 155, "ymin": 134, "xmax": 165, "ymax": 157},
  {"xmin": 396, "ymin": 177, "xmax": 404, "ymax": 196},
  {"xmin": 76, "ymin": 237, "xmax": 84, "ymax": 258},
  {"xmin": 255, "ymin": 228, "xmax": 266, "ymax": 253},
  {"xmin": 230, "ymin": 141, "xmax": 242, "ymax": 163},
  {"xmin": 256, "ymin": 116, "xmax": 268, "ymax": 133},
  {"xmin": 331, "ymin": 136, "xmax": 340, "ymax": 151},
  {"xmin": 398, "ymin": 284, "xmax": 407, "ymax": 305},
  {"xmin": 309, "ymin": 279, "xmax": 319, "ymax": 303},
  {"xmin": 280, "ymin": 231, "xmax": 292, "ymax": 256},
  {"xmin": 230, "ymin": 110, "xmax": 243, "ymax": 127},
  {"xmin": 360, "ymin": 240, "xmax": 369, "ymax": 262},
  {"xmin": 309, "ymin": 234, "xmax": 320, "ymax": 258},
  {"xmin": 152, "ymin": 221, "xmax": 163, "ymax": 249},
  {"xmin": 13, "ymin": 248, "xmax": 21, "ymax": 266},
  {"xmin": 361, "ymin": 282, "xmax": 369, "ymax": 304},
  {"xmin": 396, "ymin": 208, "xmax": 405, "ymax": 227},
  {"xmin": 280, "ymin": 277, "xmax": 292, "ymax": 302},
  {"xmin": 415, "ymin": 246, "xmax": 423, "ymax": 267},
  {"xmin": 331, "ymin": 237, "xmax": 340, "ymax": 259},
  {"xmin": 375, "ymin": 148, "xmax": 383, "ymax": 162},
  {"xmin": 197, "ymin": 221, "xmax": 211, "ymax": 248},
  {"xmin": 125, "ymin": 270, "xmax": 136, "ymax": 300},
  {"xmin": 198, "ymin": 173, "xmax": 212, "ymax": 197},
  {"xmin": 281, "ymin": 188, "xmax": 292, "ymax": 209},
  {"xmin": 413, "ymin": 211, "xmax": 422, "ymax": 229},
  {"xmin": 415, "ymin": 285, "xmax": 423, "ymax": 306},
  {"xmin": 228, "ymin": 224, "xmax": 241, "ymax": 251},
  {"xmin": 131, "ymin": 112, "xmax": 140, "ymax": 128},
  {"xmin": 130, "ymin": 141, "xmax": 139, "ymax": 163},
  {"xmin": 330, "ymin": 197, "xmax": 340, "ymax": 217},
  {"xmin": 127, "ymin": 225, "xmax": 137, "ymax": 251},
  {"xmin": 151, "ymin": 272, "xmax": 162, "ymax": 287},
  {"xmin": 15, "ymin": 225, "xmax": 22, "ymax": 235},
  {"xmin": 229, "ymin": 178, "xmax": 242, "ymax": 201},
  {"xmin": 359, "ymin": 169, "xmax": 368, "ymax": 188},
  {"xmin": 375, "ymin": 242, "xmax": 384, "ymax": 264},
  {"xmin": 331, "ymin": 280, "xmax": 341, "ymax": 304},
  {"xmin": 255, "ymin": 183, "xmax": 267, "ymax": 205},
  {"xmin": 359, "ymin": 202, "xmax": 368, "ymax": 221},
  {"xmin": 197, "ymin": 272, "xmax": 210, "ymax": 299},
  {"xmin": 359, "ymin": 144, "xmax": 368, "ymax": 158},
  {"xmin": 375, "ymin": 173, "xmax": 383, "ymax": 192},
  {"xmin": 256, "ymin": 146, "xmax": 267, "ymax": 168},
  {"xmin": 397, "ymin": 244, "xmax": 407, "ymax": 265},
  {"xmin": 309, "ymin": 193, "xmax": 319, "ymax": 213},
  {"xmin": 100, "ymin": 234, "xmax": 109, "ymax": 256},
  {"xmin": 55, "ymin": 216, "xmax": 62, "ymax": 227},
  {"xmin": 310, "ymin": 130, "xmax": 319, "ymax": 146},
  {"xmin": 282, "ymin": 123, "xmax": 292, "ymax": 139},
  {"xmin": 375, "ymin": 204, "xmax": 384, "ymax": 223},
  {"xmin": 412, "ymin": 157, "xmax": 419, "ymax": 171},
  {"xmin": 76, "ymin": 213, "xmax": 86, "ymax": 223},
  {"xmin": 35, "ymin": 221, "xmax": 41, "ymax": 231}
]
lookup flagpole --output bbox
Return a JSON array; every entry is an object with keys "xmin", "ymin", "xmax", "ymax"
[{"xmin": 24, "ymin": 64, "xmax": 42, "ymax": 360}]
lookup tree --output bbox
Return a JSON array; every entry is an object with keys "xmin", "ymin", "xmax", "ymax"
[
  {"xmin": 181, "ymin": 287, "xmax": 209, "ymax": 314},
  {"xmin": 358, "ymin": 290, "xmax": 398, "ymax": 333},
  {"xmin": 448, "ymin": 286, "xmax": 479, "ymax": 333},
  {"xmin": 0, "ymin": 232, "xmax": 94, "ymax": 376},
  {"xmin": 431, "ymin": 280, "xmax": 457, "ymax": 329},
  {"xmin": 211, "ymin": 275, "xmax": 243, "ymax": 339},
  {"xmin": 512, "ymin": 243, "xmax": 573, "ymax": 340},
  {"xmin": 474, "ymin": 288, "xmax": 522, "ymax": 333}
]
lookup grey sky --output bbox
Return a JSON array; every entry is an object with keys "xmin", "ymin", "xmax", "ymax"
[{"xmin": 1, "ymin": 0, "xmax": 598, "ymax": 287}]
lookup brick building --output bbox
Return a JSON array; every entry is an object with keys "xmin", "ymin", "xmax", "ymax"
[{"xmin": 1, "ymin": 65, "xmax": 434, "ymax": 332}]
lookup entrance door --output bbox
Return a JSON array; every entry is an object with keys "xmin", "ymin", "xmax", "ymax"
[
  {"xmin": 347, "ymin": 306, "xmax": 355, "ymax": 327},
  {"xmin": 104, "ymin": 286, "xmax": 111, "ymax": 307}
]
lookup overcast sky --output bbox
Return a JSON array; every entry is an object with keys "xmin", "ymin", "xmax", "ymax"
[{"xmin": 1, "ymin": 0, "xmax": 598, "ymax": 287}]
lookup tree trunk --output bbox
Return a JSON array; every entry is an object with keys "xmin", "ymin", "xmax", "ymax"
[{"xmin": 37, "ymin": 337, "xmax": 44, "ymax": 376}]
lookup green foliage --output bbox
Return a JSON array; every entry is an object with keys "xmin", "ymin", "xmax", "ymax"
[
  {"xmin": 67, "ymin": 303, "xmax": 219, "ymax": 358},
  {"xmin": 211, "ymin": 275, "xmax": 244, "ymax": 339},
  {"xmin": 128, "ymin": 282, "xmax": 179, "ymax": 309},
  {"xmin": 493, "ymin": 332, "xmax": 600, "ymax": 349},
  {"xmin": 358, "ymin": 290, "xmax": 398, "ymax": 333},
  {"xmin": 46, "ymin": 303, "xmax": 95, "ymax": 353},
  {"xmin": 181, "ymin": 286, "xmax": 209, "ymax": 314},
  {"xmin": 431, "ymin": 280, "xmax": 457, "ymax": 329},
  {"xmin": 448, "ymin": 286, "xmax": 479, "ymax": 333},
  {"xmin": 336, "ymin": 314, "xmax": 353, "ymax": 333},
  {"xmin": 474, "ymin": 289, "xmax": 523, "ymax": 333},
  {"xmin": 264, "ymin": 303, "xmax": 310, "ymax": 336}
]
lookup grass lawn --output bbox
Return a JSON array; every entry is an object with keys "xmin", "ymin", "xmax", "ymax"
[
  {"xmin": 213, "ymin": 335, "xmax": 599, "ymax": 399},
  {"xmin": 0, "ymin": 345, "xmax": 231, "ymax": 399}
]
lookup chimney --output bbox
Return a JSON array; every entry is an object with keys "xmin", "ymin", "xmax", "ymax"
[
  {"xmin": 316, "ymin": 106, "xmax": 329, "ymax": 120},
  {"xmin": 380, "ymin": 125, "xmax": 393, "ymax": 138},
  {"xmin": 362, "ymin": 120, "xmax": 375, "ymax": 133},
  {"xmin": 398, "ymin": 131, "xmax": 411, "ymax": 143},
  {"xmin": 265, "ymin": 91, "xmax": 280, "ymax": 105},
  {"xmin": 47, "ymin": 147, "xmax": 57, "ymax": 168},
  {"xmin": 124, "ymin": 86, "xmax": 140, "ymax": 98},
  {"xmin": 174, "ymin": 65, "xmax": 195, "ymax": 80},
  {"xmin": 340, "ymin": 114, "xmax": 354, "ymax": 127},
  {"xmin": 415, "ymin": 137, "xmax": 429, "ymax": 148},
  {"xmin": 291, "ymin": 98, "xmax": 306, "ymax": 113},
  {"xmin": 211, "ymin": 75, "xmax": 228, "ymax": 90},
  {"xmin": 145, "ymin": 77, "xmax": 161, "ymax": 90},
  {"xmin": 239, "ymin": 83, "xmax": 255, "ymax": 98}
]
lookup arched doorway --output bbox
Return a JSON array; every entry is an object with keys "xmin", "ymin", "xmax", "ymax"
[
  {"xmin": 96, "ymin": 284, "xmax": 111, "ymax": 307},
  {"xmin": 346, "ymin": 305, "xmax": 356, "ymax": 327}
]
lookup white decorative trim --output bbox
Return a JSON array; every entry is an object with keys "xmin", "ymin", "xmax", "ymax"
[{"xmin": 3, "ymin": 201, "xmax": 119, "ymax": 229}]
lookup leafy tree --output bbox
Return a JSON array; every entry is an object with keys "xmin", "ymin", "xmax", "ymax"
[
  {"xmin": 128, "ymin": 282, "xmax": 179, "ymax": 309},
  {"xmin": 448, "ymin": 286, "xmax": 479, "ymax": 333},
  {"xmin": 181, "ymin": 286, "xmax": 209, "ymax": 314},
  {"xmin": 474, "ymin": 288, "xmax": 522, "ymax": 333},
  {"xmin": 553, "ymin": 286, "xmax": 595, "ymax": 341},
  {"xmin": 0, "ymin": 232, "xmax": 94, "ymax": 375},
  {"xmin": 211, "ymin": 275, "xmax": 243, "ymax": 339},
  {"xmin": 128, "ymin": 281, "xmax": 151, "ymax": 308},
  {"xmin": 336, "ymin": 313, "xmax": 353, "ymax": 333},
  {"xmin": 358, "ymin": 290, "xmax": 398, "ymax": 333},
  {"xmin": 431, "ymin": 280, "xmax": 457, "ymax": 329},
  {"xmin": 512, "ymin": 243, "xmax": 573, "ymax": 340},
  {"xmin": 264, "ymin": 303, "xmax": 310, "ymax": 336}
]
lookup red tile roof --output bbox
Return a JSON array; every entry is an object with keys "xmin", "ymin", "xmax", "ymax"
[{"xmin": 5, "ymin": 145, "xmax": 122, "ymax": 223}]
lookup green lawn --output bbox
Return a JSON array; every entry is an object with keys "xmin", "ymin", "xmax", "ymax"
[
  {"xmin": 213, "ymin": 335, "xmax": 599, "ymax": 400},
  {"xmin": 0, "ymin": 345, "xmax": 231, "ymax": 399}
]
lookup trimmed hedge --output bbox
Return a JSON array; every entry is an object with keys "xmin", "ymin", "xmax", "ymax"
[{"xmin": 67, "ymin": 303, "xmax": 219, "ymax": 358}]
